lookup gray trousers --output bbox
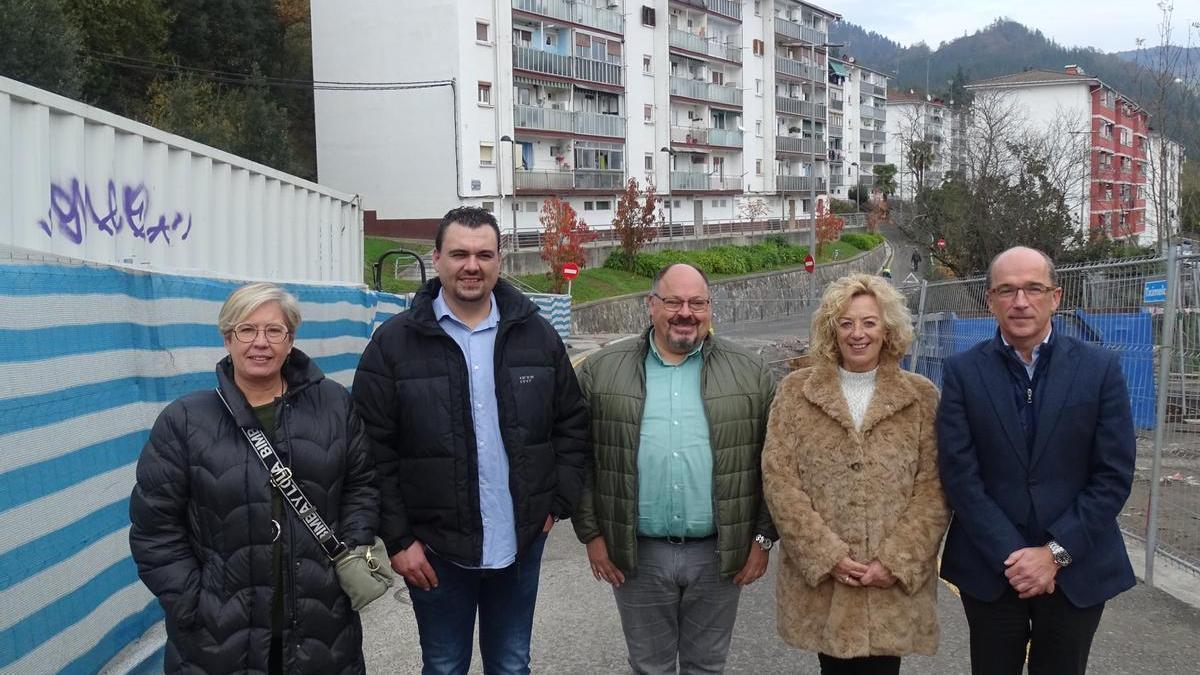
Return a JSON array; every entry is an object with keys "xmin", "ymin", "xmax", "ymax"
[{"xmin": 612, "ymin": 537, "xmax": 742, "ymax": 675}]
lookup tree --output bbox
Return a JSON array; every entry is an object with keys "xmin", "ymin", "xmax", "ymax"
[
  {"xmin": 814, "ymin": 201, "xmax": 845, "ymax": 257},
  {"xmin": 907, "ymin": 140, "xmax": 936, "ymax": 193},
  {"xmin": 539, "ymin": 198, "xmax": 597, "ymax": 294},
  {"xmin": 63, "ymin": 0, "xmax": 171, "ymax": 116},
  {"xmin": 739, "ymin": 197, "xmax": 770, "ymax": 227},
  {"xmin": 872, "ymin": 164, "xmax": 898, "ymax": 198},
  {"xmin": 610, "ymin": 178, "xmax": 660, "ymax": 272},
  {"xmin": 866, "ymin": 199, "xmax": 890, "ymax": 233},
  {"xmin": 0, "ymin": 0, "xmax": 86, "ymax": 97}
]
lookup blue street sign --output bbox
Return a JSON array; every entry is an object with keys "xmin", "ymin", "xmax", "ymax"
[{"xmin": 1143, "ymin": 279, "xmax": 1167, "ymax": 304}]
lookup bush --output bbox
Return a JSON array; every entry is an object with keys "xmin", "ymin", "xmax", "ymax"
[
  {"xmin": 829, "ymin": 198, "xmax": 858, "ymax": 215},
  {"xmin": 840, "ymin": 232, "xmax": 884, "ymax": 251},
  {"xmin": 603, "ymin": 238, "xmax": 813, "ymax": 278}
]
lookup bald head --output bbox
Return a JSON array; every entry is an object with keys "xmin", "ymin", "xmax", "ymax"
[
  {"xmin": 648, "ymin": 263, "xmax": 712, "ymax": 362},
  {"xmin": 986, "ymin": 247, "xmax": 1056, "ymax": 290},
  {"xmin": 652, "ymin": 263, "xmax": 710, "ymax": 294}
]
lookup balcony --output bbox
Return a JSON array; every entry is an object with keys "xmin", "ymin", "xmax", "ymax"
[
  {"xmin": 830, "ymin": 98, "xmax": 843, "ymax": 111},
  {"xmin": 670, "ymin": 126, "xmax": 743, "ymax": 147},
  {"xmin": 775, "ymin": 56, "xmax": 823, "ymax": 82},
  {"xmin": 671, "ymin": 172, "xmax": 741, "ymax": 191},
  {"xmin": 703, "ymin": 0, "xmax": 741, "ymax": 20},
  {"xmin": 861, "ymin": 106, "xmax": 886, "ymax": 120},
  {"xmin": 774, "ymin": 17, "xmax": 827, "ymax": 46},
  {"xmin": 829, "ymin": 124, "xmax": 843, "ymax": 137},
  {"xmin": 513, "ymin": 105, "xmax": 625, "ymax": 138},
  {"xmin": 669, "ymin": 29, "xmax": 742, "ymax": 63},
  {"xmin": 776, "ymin": 136, "xmax": 827, "ymax": 156},
  {"xmin": 829, "ymin": 174, "xmax": 843, "ymax": 187},
  {"xmin": 512, "ymin": 46, "xmax": 622, "ymax": 86},
  {"xmin": 861, "ymin": 82, "xmax": 885, "ymax": 97},
  {"xmin": 861, "ymin": 129, "xmax": 886, "ymax": 143},
  {"xmin": 776, "ymin": 96, "xmax": 826, "ymax": 118},
  {"xmin": 858, "ymin": 152, "xmax": 886, "ymax": 163},
  {"xmin": 515, "ymin": 169, "xmax": 624, "ymax": 192},
  {"xmin": 670, "ymin": 77, "xmax": 742, "ymax": 106},
  {"xmin": 511, "ymin": 0, "xmax": 623, "ymax": 34},
  {"xmin": 776, "ymin": 175, "xmax": 825, "ymax": 192}
]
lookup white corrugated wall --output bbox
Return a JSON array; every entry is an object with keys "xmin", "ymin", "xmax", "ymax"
[{"xmin": 0, "ymin": 75, "xmax": 362, "ymax": 284}]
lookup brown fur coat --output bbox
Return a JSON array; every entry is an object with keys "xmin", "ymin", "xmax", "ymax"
[{"xmin": 762, "ymin": 359, "xmax": 949, "ymax": 658}]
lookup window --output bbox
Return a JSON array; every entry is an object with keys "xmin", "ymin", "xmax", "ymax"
[
  {"xmin": 755, "ymin": 120, "xmax": 762, "ymax": 136},
  {"xmin": 525, "ymin": 201, "xmax": 537, "ymax": 212},
  {"xmin": 545, "ymin": 31, "xmax": 558, "ymax": 48},
  {"xmin": 754, "ymin": 0, "xmax": 761, "ymax": 15},
  {"xmin": 479, "ymin": 144, "xmax": 494, "ymax": 166},
  {"xmin": 643, "ymin": 55, "xmax": 652, "ymax": 74},
  {"xmin": 584, "ymin": 201, "xmax": 594, "ymax": 211},
  {"xmin": 475, "ymin": 21, "xmax": 490, "ymax": 43},
  {"xmin": 477, "ymin": 82, "xmax": 492, "ymax": 106},
  {"xmin": 516, "ymin": 87, "xmax": 532, "ymax": 106},
  {"xmin": 1120, "ymin": 128, "xmax": 1131, "ymax": 146},
  {"xmin": 644, "ymin": 104, "xmax": 653, "ymax": 123},
  {"xmin": 644, "ymin": 153, "xmax": 654, "ymax": 171},
  {"xmin": 595, "ymin": 200, "xmax": 612, "ymax": 210},
  {"xmin": 753, "ymin": 39, "xmax": 764, "ymax": 56},
  {"xmin": 641, "ymin": 5, "xmax": 656, "ymax": 26},
  {"xmin": 755, "ymin": 78, "xmax": 762, "ymax": 95},
  {"xmin": 756, "ymin": 159, "xmax": 763, "ymax": 175},
  {"xmin": 481, "ymin": 201, "xmax": 495, "ymax": 212},
  {"xmin": 711, "ymin": 71, "xmax": 724, "ymax": 85},
  {"xmin": 673, "ymin": 199, "xmax": 682, "ymax": 209},
  {"xmin": 513, "ymin": 28, "xmax": 532, "ymax": 48},
  {"xmin": 720, "ymin": 199, "xmax": 727, "ymax": 207}
]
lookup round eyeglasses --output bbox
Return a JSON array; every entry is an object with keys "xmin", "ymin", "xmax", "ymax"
[{"xmin": 231, "ymin": 324, "xmax": 291, "ymax": 343}]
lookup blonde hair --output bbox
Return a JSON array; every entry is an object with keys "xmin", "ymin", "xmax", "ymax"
[
  {"xmin": 809, "ymin": 273, "xmax": 913, "ymax": 365},
  {"xmin": 217, "ymin": 283, "xmax": 302, "ymax": 336}
]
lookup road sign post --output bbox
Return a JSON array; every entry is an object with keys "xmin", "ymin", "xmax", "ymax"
[{"xmin": 563, "ymin": 262, "xmax": 579, "ymax": 296}]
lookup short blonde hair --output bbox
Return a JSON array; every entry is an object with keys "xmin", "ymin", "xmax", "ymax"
[
  {"xmin": 809, "ymin": 273, "xmax": 913, "ymax": 365},
  {"xmin": 217, "ymin": 283, "xmax": 302, "ymax": 336}
]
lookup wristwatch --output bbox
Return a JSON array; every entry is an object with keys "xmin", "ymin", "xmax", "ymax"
[
  {"xmin": 1047, "ymin": 540, "xmax": 1072, "ymax": 567},
  {"xmin": 754, "ymin": 534, "xmax": 774, "ymax": 551}
]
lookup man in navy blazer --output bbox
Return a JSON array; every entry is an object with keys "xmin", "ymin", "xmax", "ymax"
[{"xmin": 937, "ymin": 246, "xmax": 1136, "ymax": 675}]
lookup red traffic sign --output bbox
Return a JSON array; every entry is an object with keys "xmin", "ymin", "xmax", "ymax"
[
  {"xmin": 562, "ymin": 262, "xmax": 580, "ymax": 279},
  {"xmin": 937, "ymin": 237, "xmax": 946, "ymax": 249},
  {"xmin": 803, "ymin": 254, "xmax": 815, "ymax": 273}
]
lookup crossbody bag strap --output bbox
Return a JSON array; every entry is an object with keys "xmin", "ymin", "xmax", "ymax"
[{"xmin": 215, "ymin": 388, "xmax": 348, "ymax": 561}]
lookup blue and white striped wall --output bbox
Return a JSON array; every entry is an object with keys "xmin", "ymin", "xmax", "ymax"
[
  {"xmin": 526, "ymin": 293, "xmax": 571, "ymax": 339},
  {"xmin": 0, "ymin": 260, "xmax": 409, "ymax": 674}
]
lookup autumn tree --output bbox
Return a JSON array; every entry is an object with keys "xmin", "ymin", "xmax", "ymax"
[
  {"xmin": 866, "ymin": 199, "xmax": 890, "ymax": 233},
  {"xmin": 539, "ymin": 198, "xmax": 597, "ymax": 293},
  {"xmin": 739, "ymin": 197, "xmax": 770, "ymax": 228},
  {"xmin": 610, "ymin": 177, "xmax": 660, "ymax": 272},
  {"xmin": 814, "ymin": 201, "xmax": 845, "ymax": 257}
]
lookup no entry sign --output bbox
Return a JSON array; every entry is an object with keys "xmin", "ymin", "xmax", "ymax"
[{"xmin": 562, "ymin": 262, "xmax": 580, "ymax": 279}]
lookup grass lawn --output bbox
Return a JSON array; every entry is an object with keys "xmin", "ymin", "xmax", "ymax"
[
  {"xmin": 516, "ymin": 266, "xmax": 650, "ymax": 304},
  {"xmin": 364, "ymin": 237, "xmax": 432, "ymax": 294}
]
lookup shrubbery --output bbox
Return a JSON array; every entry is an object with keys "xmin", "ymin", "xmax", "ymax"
[{"xmin": 603, "ymin": 233, "xmax": 884, "ymax": 278}]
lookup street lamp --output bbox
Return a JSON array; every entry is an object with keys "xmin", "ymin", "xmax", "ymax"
[
  {"xmin": 500, "ymin": 135, "xmax": 517, "ymax": 249},
  {"xmin": 660, "ymin": 146, "xmax": 676, "ymax": 238},
  {"xmin": 850, "ymin": 161, "xmax": 860, "ymax": 210}
]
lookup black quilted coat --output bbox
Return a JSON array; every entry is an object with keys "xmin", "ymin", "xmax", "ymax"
[
  {"xmin": 352, "ymin": 278, "xmax": 589, "ymax": 566},
  {"xmin": 129, "ymin": 350, "xmax": 378, "ymax": 674}
]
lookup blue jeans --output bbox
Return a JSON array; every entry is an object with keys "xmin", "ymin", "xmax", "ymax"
[{"xmin": 407, "ymin": 533, "xmax": 547, "ymax": 675}]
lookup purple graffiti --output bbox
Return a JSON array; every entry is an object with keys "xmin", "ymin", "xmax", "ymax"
[{"xmin": 36, "ymin": 179, "xmax": 193, "ymax": 246}]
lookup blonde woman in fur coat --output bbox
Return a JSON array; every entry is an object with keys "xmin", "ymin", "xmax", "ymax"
[{"xmin": 762, "ymin": 273, "xmax": 950, "ymax": 675}]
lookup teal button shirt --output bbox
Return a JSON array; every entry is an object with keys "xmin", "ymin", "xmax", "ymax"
[{"xmin": 637, "ymin": 332, "xmax": 715, "ymax": 538}]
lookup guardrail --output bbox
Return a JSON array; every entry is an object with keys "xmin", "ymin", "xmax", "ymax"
[
  {"xmin": 670, "ymin": 77, "xmax": 742, "ymax": 106},
  {"xmin": 669, "ymin": 29, "xmax": 742, "ymax": 63}
]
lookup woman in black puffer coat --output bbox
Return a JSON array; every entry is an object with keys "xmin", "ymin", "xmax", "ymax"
[{"xmin": 130, "ymin": 283, "xmax": 379, "ymax": 674}]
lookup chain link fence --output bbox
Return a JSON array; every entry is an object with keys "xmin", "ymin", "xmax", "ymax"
[{"xmin": 898, "ymin": 252, "xmax": 1200, "ymax": 583}]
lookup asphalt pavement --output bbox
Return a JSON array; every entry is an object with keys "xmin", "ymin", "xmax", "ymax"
[{"xmin": 360, "ymin": 525, "xmax": 1200, "ymax": 674}]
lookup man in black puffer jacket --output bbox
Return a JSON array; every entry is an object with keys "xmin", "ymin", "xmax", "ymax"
[{"xmin": 353, "ymin": 207, "xmax": 588, "ymax": 675}]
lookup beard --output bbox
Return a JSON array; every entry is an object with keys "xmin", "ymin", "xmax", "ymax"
[{"xmin": 666, "ymin": 316, "xmax": 705, "ymax": 353}]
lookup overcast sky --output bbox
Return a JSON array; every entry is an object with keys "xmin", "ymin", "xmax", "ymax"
[{"xmin": 827, "ymin": 0, "xmax": 1194, "ymax": 54}]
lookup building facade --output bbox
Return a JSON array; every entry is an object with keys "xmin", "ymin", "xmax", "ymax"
[
  {"xmin": 1145, "ymin": 132, "xmax": 1187, "ymax": 246},
  {"xmin": 884, "ymin": 90, "xmax": 959, "ymax": 201},
  {"xmin": 966, "ymin": 66, "xmax": 1156, "ymax": 243},
  {"xmin": 311, "ymin": 0, "xmax": 880, "ymax": 237},
  {"xmin": 827, "ymin": 56, "xmax": 888, "ymax": 202}
]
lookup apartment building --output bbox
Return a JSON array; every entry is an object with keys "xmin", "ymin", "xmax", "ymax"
[
  {"xmin": 311, "ymin": 0, "xmax": 849, "ymax": 236},
  {"xmin": 884, "ymin": 90, "xmax": 957, "ymax": 200},
  {"xmin": 827, "ymin": 55, "xmax": 888, "ymax": 202},
  {"xmin": 1145, "ymin": 132, "xmax": 1187, "ymax": 245},
  {"xmin": 966, "ymin": 66, "xmax": 1155, "ymax": 242}
]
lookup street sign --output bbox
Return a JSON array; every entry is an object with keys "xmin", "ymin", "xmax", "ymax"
[
  {"xmin": 936, "ymin": 237, "xmax": 946, "ymax": 249},
  {"xmin": 562, "ymin": 262, "xmax": 580, "ymax": 279},
  {"xmin": 1144, "ymin": 279, "xmax": 1167, "ymax": 304},
  {"xmin": 803, "ymin": 254, "xmax": 815, "ymax": 273}
]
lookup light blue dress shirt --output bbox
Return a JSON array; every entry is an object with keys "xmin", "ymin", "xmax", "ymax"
[
  {"xmin": 433, "ymin": 290, "xmax": 517, "ymax": 568},
  {"xmin": 636, "ymin": 332, "xmax": 715, "ymax": 539}
]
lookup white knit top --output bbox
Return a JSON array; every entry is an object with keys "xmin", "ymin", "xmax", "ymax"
[{"xmin": 839, "ymin": 367, "xmax": 878, "ymax": 431}]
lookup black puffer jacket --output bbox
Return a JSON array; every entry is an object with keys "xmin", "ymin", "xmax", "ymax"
[
  {"xmin": 352, "ymin": 279, "xmax": 589, "ymax": 566},
  {"xmin": 129, "ymin": 350, "xmax": 378, "ymax": 674}
]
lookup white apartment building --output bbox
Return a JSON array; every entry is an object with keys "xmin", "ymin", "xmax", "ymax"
[
  {"xmin": 885, "ymin": 90, "xmax": 958, "ymax": 201},
  {"xmin": 311, "ymin": 0, "xmax": 855, "ymax": 238},
  {"xmin": 1145, "ymin": 132, "xmax": 1186, "ymax": 246},
  {"xmin": 827, "ymin": 55, "xmax": 888, "ymax": 202}
]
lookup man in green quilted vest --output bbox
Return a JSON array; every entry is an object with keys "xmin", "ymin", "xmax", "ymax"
[{"xmin": 573, "ymin": 263, "xmax": 778, "ymax": 674}]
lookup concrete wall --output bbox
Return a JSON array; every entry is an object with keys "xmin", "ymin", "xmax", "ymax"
[{"xmin": 571, "ymin": 243, "xmax": 887, "ymax": 334}]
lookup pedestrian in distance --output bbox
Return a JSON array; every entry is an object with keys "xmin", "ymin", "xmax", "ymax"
[
  {"xmin": 130, "ymin": 283, "xmax": 380, "ymax": 674},
  {"xmin": 573, "ymin": 262, "xmax": 778, "ymax": 675},
  {"xmin": 911, "ymin": 250, "xmax": 921, "ymax": 274},
  {"xmin": 937, "ymin": 246, "xmax": 1136, "ymax": 675},
  {"xmin": 761, "ymin": 273, "xmax": 949, "ymax": 675},
  {"xmin": 352, "ymin": 206, "xmax": 589, "ymax": 675}
]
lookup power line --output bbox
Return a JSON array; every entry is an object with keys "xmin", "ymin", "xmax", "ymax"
[{"xmin": 84, "ymin": 51, "xmax": 454, "ymax": 91}]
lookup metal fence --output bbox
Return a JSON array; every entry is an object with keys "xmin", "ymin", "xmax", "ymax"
[{"xmin": 898, "ymin": 252, "xmax": 1200, "ymax": 582}]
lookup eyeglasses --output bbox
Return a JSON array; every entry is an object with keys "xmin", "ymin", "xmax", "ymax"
[
  {"xmin": 652, "ymin": 293, "xmax": 711, "ymax": 313},
  {"xmin": 231, "ymin": 323, "xmax": 291, "ymax": 343},
  {"xmin": 987, "ymin": 283, "xmax": 1057, "ymax": 300}
]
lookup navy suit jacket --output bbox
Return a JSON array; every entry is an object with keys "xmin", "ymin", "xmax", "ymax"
[{"xmin": 936, "ymin": 331, "xmax": 1136, "ymax": 608}]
